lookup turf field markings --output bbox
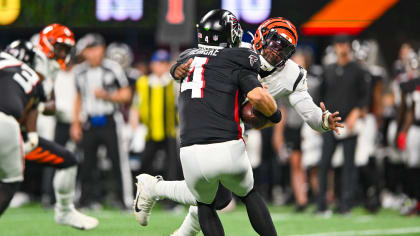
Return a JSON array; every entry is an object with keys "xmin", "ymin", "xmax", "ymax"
[
  {"xmin": 353, "ymin": 215, "xmax": 373, "ymax": 223},
  {"xmin": 289, "ymin": 226, "xmax": 420, "ymax": 236}
]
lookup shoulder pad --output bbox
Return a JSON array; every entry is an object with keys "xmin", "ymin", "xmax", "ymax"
[
  {"xmin": 239, "ymin": 42, "xmax": 252, "ymax": 49},
  {"xmin": 178, "ymin": 48, "xmax": 198, "ymax": 63},
  {"xmin": 221, "ymin": 47, "xmax": 260, "ymax": 73},
  {"xmin": 283, "ymin": 60, "xmax": 307, "ymax": 91}
]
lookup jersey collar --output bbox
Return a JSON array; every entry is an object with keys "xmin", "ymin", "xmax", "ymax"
[{"xmin": 198, "ymin": 44, "xmax": 224, "ymax": 50}]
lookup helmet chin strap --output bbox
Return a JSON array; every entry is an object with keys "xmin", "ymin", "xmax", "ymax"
[{"xmin": 259, "ymin": 54, "xmax": 275, "ymax": 71}]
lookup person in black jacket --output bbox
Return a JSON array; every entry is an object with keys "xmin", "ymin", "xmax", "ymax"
[{"xmin": 316, "ymin": 35, "xmax": 370, "ymax": 215}]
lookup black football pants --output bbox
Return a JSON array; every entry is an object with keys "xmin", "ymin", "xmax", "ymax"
[
  {"xmin": 317, "ymin": 132, "xmax": 357, "ymax": 211},
  {"xmin": 79, "ymin": 117, "xmax": 130, "ymax": 208}
]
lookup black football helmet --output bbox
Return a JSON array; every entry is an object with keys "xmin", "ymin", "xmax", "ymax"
[
  {"xmin": 196, "ymin": 9, "xmax": 243, "ymax": 48},
  {"xmin": 4, "ymin": 40, "xmax": 36, "ymax": 67}
]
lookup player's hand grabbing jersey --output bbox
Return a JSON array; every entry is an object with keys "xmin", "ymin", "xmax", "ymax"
[
  {"xmin": 175, "ymin": 46, "xmax": 262, "ymax": 147},
  {"xmin": 0, "ymin": 52, "xmax": 43, "ymax": 121}
]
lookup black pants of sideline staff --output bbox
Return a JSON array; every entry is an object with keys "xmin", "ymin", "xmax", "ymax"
[
  {"xmin": 316, "ymin": 132, "xmax": 357, "ymax": 212},
  {"xmin": 139, "ymin": 138, "xmax": 182, "ymax": 181},
  {"xmin": 79, "ymin": 116, "xmax": 132, "ymax": 209}
]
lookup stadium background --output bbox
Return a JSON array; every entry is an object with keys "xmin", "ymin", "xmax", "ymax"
[
  {"xmin": 0, "ymin": 0, "xmax": 419, "ymax": 67},
  {"xmin": 1, "ymin": 0, "xmax": 420, "ymax": 235}
]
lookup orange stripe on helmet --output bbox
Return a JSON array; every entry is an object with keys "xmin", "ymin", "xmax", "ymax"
[
  {"xmin": 253, "ymin": 17, "xmax": 298, "ymax": 52},
  {"xmin": 38, "ymin": 23, "xmax": 75, "ymax": 70}
]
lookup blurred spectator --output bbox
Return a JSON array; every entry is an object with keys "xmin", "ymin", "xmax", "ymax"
[
  {"xmin": 392, "ymin": 43, "xmax": 415, "ymax": 78},
  {"xmin": 106, "ymin": 42, "xmax": 141, "ymax": 88},
  {"xmin": 135, "ymin": 61, "xmax": 150, "ymax": 76},
  {"xmin": 281, "ymin": 50, "xmax": 309, "ymax": 211},
  {"xmin": 382, "ymin": 45, "xmax": 420, "ymax": 210},
  {"xmin": 352, "ymin": 39, "xmax": 385, "ymax": 212},
  {"xmin": 55, "ymin": 58, "xmax": 77, "ymax": 149},
  {"xmin": 279, "ymin": 48, "xmax": 324, "ymax": 211},
  {"xmin": 71, "ymin": 33, "xmax": 133, "ymax": 210},
  {"xmin": 134, "ymin": 49, "xmax": 181, "ymax": 181},
  {"xmin": 316, "ymin": 35, "xmax": 370, "ymax": 214},
  {"xmin": 397, "ymin": 77, "xmax": 420, "ymax": 215},
  {"xmin": 42, "ymin": 58, "xmax": 78, "ymax": 206}
]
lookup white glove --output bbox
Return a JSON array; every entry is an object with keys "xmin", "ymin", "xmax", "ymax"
[{"xmin": 23, "ymin": 132, "xmax": 39, "ymax": 154}]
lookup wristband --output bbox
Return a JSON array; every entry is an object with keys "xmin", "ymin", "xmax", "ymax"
[
  {"xmin": 267, "ymin": 110, "xmax": 282, "ymax": 123},
  {"xmin": 170, "ymin": 62, "xmax": 182, "ymax": 80},
  {"xmin": 23, "ymin": 132, "xmax": 39, "ymax": 154},
  {"xmin": 37, "ymin": 102, "xmax": 46, "ymax": 113},
  {"xmin": 322, "ymin": 110, "xmax": 332, "ymax": 131}
]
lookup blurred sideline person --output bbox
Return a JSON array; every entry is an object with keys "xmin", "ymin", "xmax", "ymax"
[
  {"xmin": 71, "ymin": 33, "xmax": 133, "ymax": 210},
  {"xmin": 134, "ymin": 49, "xmax": 181, "ymax": 181},
  {"xmin": 54, "ymin": 57, "xmax": 77, "ymax": 151},
  {"xmin": 382, "ymin": 44, "xmax": 419, "ymax": 209},
  {"xmin": 106, "ymin": 42, "xmax": 140, "ymax": 88},
  {"xmin": 272, "ymin": 49, "xmax": 312, "ymax": 212},
  {"xmin": 352, "ymin": 40, "xmax": 385, "ymax": 212},
  {"xmin": 397, "ymin": 77, "xmax": 420, "ymax": 215},
  {"xmin": 316, "ymin": 35, "xmax": 370, "ymax": 215},
  {"xmin": 41, "ymin": 56, "xmax": 78, "ymax": 206},
  {"xmin": 133, "ymin": 16, "xmax": 342, "ymax": 236}
]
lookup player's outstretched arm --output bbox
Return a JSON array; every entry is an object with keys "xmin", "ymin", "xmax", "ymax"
[{"xmin": 288, "ymin": 88, "xmax": 343, "ymax": 134}]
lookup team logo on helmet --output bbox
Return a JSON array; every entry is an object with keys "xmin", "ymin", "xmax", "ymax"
[{"xmin": 226, "ymin": 14, "xmax": 242, "ymax": 46}]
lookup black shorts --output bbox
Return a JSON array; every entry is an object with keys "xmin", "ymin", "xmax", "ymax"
[
  {"xmin": 25, "ymin": 137, "xmax": 78, "ymax": 169},
  {"xmin": 284, "ymin": 126, "xmax": 302, "ymax": 152}
]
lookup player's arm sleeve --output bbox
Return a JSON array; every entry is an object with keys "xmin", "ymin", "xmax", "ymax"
[
  {"xmin": 238, "ymin": 69, "xmax": 263, "ymax": 95},
  {"xmin": 288, "ymin": 79, "xmax": 327, "ymax": 133}
]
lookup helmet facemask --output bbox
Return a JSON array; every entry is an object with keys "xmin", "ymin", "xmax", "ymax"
[
  {"xmin": 53, "ymin": 43, "xmax": 74, "ymax": 69},
  {"xmin": 260, "ymin": 29, "xmax": 296, "ymax": 69}
]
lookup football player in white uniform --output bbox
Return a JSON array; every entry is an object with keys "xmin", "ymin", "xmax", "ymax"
[{"xmin": 133, "ymin": 17, "xmax": 342, "ymax": 235}]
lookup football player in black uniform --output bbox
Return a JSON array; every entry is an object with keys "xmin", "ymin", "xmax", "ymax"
[
  {"xmin": 0, "ymin": 41, "xmax": 43, "ymax": 217},
  {"xmin": 134, "ymin": 9, "xmax": 280, "ymax": 236},
  {"xmin": 396, "ymin": 77, "xmax": 420, "ymax": 215},
  {"xmin": 0, "ymin": 36, "xmax": 98, "ymax": 229}
]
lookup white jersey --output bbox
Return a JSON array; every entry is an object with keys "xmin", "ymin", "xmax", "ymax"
[{"xmin": 259, "ymin": 59, "xmax": 326, "ymax": 133}]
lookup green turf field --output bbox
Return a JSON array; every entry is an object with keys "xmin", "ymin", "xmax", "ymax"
[{"xmin": 1, "ymin": 203, "xmax": 419, "ymax": 236}]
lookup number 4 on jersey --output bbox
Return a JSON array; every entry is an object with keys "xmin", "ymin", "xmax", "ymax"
[{"xmin": 181, "ymin": 57, "xmax": 209, "ymax": 98}]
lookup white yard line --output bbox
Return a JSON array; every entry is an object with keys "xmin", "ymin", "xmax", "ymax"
[{"xmin": 289, "ymin": 227, "xmax": 420, "ymax": 236}]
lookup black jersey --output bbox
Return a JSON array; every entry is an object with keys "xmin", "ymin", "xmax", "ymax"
[
  {"xmin": 0, "ymin": 52, "xmax": 42, "ymax": 120},
  {"xmin": 175, "ymin": 46, "xmax": 262, "ymax": 147}
]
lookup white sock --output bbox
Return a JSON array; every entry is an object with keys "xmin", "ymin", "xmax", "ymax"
[
  {"xmin": 53, "ymin": 166, "xmax": 77, "ymax": 211},
  {"xmin": 177, "ymin": 206, "xmax": 201, "ymax": 236},
  {"xmin": 154, "ymin": 180, "xmax": 196, "ymax": 205}
]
